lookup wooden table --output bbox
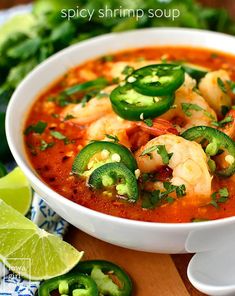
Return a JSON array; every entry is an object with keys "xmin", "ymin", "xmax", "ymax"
[{"xmin": 2, "ymin": 0, "xmax": 234, "ymax": 295}]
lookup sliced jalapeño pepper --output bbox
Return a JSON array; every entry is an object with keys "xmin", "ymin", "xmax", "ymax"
[
  {"xmin": 38, "ymin": 272, "xmax": 98, "ymax": 296},
  {"xmin": 110, "ymin": 83, "xmax": 174, "ymax": 121},
  {"xmin": 74, "ymin": 260, "xmax": 132, "ymax": 296},
  {"xmin": 88, "ymin": 162, "xmax": 139, "ymax": 202},
  {"xmin": 127, "ymin": 63, "xmax": 185, "ymax": 96},
  {"xmin": 181, "ymin": 126, "xmax": 235, "ymax": 177},
  {"xmin": 72, "ymin": 141, "xmax": 137, "ymax": 176}
]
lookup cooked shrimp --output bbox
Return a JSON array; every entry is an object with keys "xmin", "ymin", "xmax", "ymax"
[
  {"xmin": 199, "ymin": 70, "xmax": 232, "ymax": 115},
  {"xmin": 60, "ymin": 85, "xmax": 115, "ymax": 124},
  {"xmin": 136, "ymin": 134, "xmax": 212, "ymax": 201},
  {"xmin": 86, "ymin": 113, "xmax": 134, "ymax": 147},
  {"xmin": 87, "ymin": 115, "xmax": 179, "ymax": 149},
  {"xmin": 107, "ymin": 60, "xmax": 161, "ymax": 80},
  {"xmin": 161, "ymin": 74, "xmax": 217, "ymax": 131}
]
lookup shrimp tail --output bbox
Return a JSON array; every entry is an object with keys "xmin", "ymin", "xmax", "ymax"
[{"xmin": 137, "ymin": 118, "xmax": 179, "ymax": 137}]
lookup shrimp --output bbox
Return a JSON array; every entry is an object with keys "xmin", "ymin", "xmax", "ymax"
[
  {"xmin": 161, "ymin": 74, "xmax": 217, "ymax": 131},
  {"xmin": 199, "ymin": 70, "xmax": 232, "ymax": 115},
  {"xmin": 107, "ymin": 60, "xmax": 161, "ymax": 80},
  {"xmin": 135, "ymin": 134, "xmax": 212, "ymax": 202},
  {"xmin": 86, "ymin": 113, "xmax": 134, "ymax": 147},
  {"xmin": 60, "ymin": 85, "xmax": 115, "ymax": 124},
  {"xmin": 87, "ymin": 115, "xmax": 178, "ymax": 149}
]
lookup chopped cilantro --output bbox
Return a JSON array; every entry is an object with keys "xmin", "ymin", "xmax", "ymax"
[
  {"xmin": 211, "ymin": 53, "xmax": 218, "ymax": 59},
  {"xmin": 40, "ymin": 140, "xmax": 54, "ymax": 151},
  {"xmin": 141, "ymin": 145, "xmax": 173, "ymax": 165},
  {"xmin": 105, "ymin": 134, "xmax": 119, "ymax": 143},
  {"xmin": 217, "ymin": 77, "xmax": 227, "ymax": 93},
  {"xmin": 101, "ymin": 55, "xmax": 114, "ymax": 62},
  {"xmin": 64, "ymin": 114, "xmax": 75, "ymax": 121},
  {"xmin": 192, "ymin": 218, "xmax": 210, "ymax": 222},
  {"xmin": 211, "ymin": 115, "xmax": 233, "ymax": 127},
  {"xmin": 142, "ymin": 182, "xmax": 186, "ymax": 209},
  {"xmin": 24, "ymin": 121, "xmax": 47, "ymax": 135},
  {"xmin": 227, "ymin": 80, "xmax": 235, "ymax": 94},
  {"xmin": 121, "ymin": 65, "xmax": 134, "ymax": 76},
  {"xmin": 50, "ymin": 130, "xmax": 66, "ymax": 140},
  {"xmin": 51, "ymin": 113, "xmax": 59, "ymax": 118},
  {"xmin": 209, "ymin": 187, "xmax": 229, "ymax": 208},
  {"xmin": 181, "ymin": 103, "xmax": 203, "ymax": 117},
  {"xmin": 144, "ymin": 118, "xmax": 153, "ymax": 127}
]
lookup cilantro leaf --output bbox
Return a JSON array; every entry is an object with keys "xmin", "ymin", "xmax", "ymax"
[
  {"xmin": 40, "ymin": 140, "xmax": 54, "ymax": 151},
  {"xmin": 122, "ymin": 65, "xmax": 134, "ymax": 76},
  {"xmin": 141, "ymin": 145, "xmax": 173, "ymax": 165},
  {"xmin": 181, "ymin": 103, "xmax": 203, "ymax": 117},
  {"xmin": 105, "ymin": 134, "xmax": 119, "ymax": 143},
  {"xmin": 144, "ymin": 118, "xmax": 153, "ymax": 127},
  {"xmin": 211, "ymin": 115, "xmax": 233, "ymax": 127},
  {"xmin": 209, "ymin": 187, "xmax": 229, "ymax": 208},
  {"xmin": 24, "ymin": 121, "xmax": 47, "ymax": 135},
  {"xmin": 217, "ymin": 77, "xmax": 227, "ymax": 93}
]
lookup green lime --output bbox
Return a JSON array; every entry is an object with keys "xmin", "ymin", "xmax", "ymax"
[
  {"xmin": 0, "ymin": 200, "xmax": 84, "ymax": 280},
  {"xmin": 0, "ymin": 167, "xmax": 32, "ymax": 215},
  {"xmin": 0, "ymin": 13, "xmax": 37, "ymax": 46}
]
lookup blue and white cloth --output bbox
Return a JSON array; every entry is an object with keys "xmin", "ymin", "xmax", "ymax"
[{"xmin": 0, "ymin": 193, "xmax": 68, "ymax": 296}]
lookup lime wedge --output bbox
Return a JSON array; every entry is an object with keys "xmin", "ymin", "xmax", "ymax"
[
  {"xmin": 0, "ymin": 167, "xmax": 32, "ymax": 215},
  {"xmin": 0, "ymin": 200, "xmax": 84, "ymax": 280}
]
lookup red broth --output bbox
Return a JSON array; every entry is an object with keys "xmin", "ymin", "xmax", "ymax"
[{"xmin": 24, "ymin": 46, "xmax": 235, "ymax": 223}]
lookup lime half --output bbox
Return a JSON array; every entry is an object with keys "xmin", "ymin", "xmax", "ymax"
[
  {"xmin": 0, "ymin": 200, "xmax": 83, "ymax": 280},
  {"xmin": 0, "ymin": 167, "xmax": 32, "ymax": 215}
]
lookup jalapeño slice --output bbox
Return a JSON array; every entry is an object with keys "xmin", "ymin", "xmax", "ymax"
[
  {"xmin": 110, "ymin": 83, "xmax": 174, "ymax": 121},
  {"xmin": 127, "ymin": 63, "xmax": 185, "ymax": 96}
]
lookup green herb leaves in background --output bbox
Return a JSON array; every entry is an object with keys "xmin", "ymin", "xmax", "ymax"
[{"xmin": 1, "ymin": 0, "xmax": 235, "ymax": 160}]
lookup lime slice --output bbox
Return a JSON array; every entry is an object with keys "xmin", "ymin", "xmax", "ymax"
[
  {"xmin": 0, "ymin": 200, "xmax": 84, "ymax": 280},
  {"xmin": 0, "ymin": 167, "xmax": 32, "ymax": 215}
]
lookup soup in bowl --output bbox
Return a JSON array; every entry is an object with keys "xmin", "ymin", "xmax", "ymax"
[{"xmin": 6, "ymin": 28, "xmax": 235, "ymax": 253}]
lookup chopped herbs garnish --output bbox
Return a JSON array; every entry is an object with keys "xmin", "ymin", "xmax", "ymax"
[
  {"xmin": 141, "ymin": 145, "xmax": 173, "ymax": 165},
  {"xmin": 209, "ymin": 187, "xmax": 229, "ymax": 208},
  {"xmin": 143, "ymin": 118, "xmax": 153, "ymax": 127},
  {"xmin": 142, "ymin": 182, "xmax": 186, "ymax": 209},
  {"xmin": 112, "ymin": 77, "xmax": 120, "ymax": 84},
  {"xmin": 105, "ymin": 134, "xmax": 119, "ymax": 143},
  {"xmin": 217, "ymin": 77, "xmax": 227, "ymax": 93},
  {"xmin": 121, "ymin": 65, "xmax": 134, "ymax": 76},
  {"xmin": 51, "ymin": 113, "xmax": 59, "ymax": 118},
  {"xmin": 101, "ymin": 55, "xmax": 114, "ymax": 62},
  {"xmin": 181, "ymin": 103, "xmax": 216, "ymax": 120},
  {"xmin": 181, "ymin": 103, "xmax": 203, "ymax": 117},
  {"xmin": 63, "ymin": 114, "xmax": 76, "ymax": 121},
  {"xmin": 40, "ymin": 140, "xmax": 54, "ymax": 151},
  {"xmin": 211, "ymin": 115, "xmax": 233, "ymax": 127},
  {"xmin": 211, "ymin": 53, "xmax": 218, "ymax": 59},
  {"xmin": 192, "ymin": 218, "xmax": 210, "ymax": 222},
  {"xmin": 227, "ymin": 80, "xmax": 235, "ymax": 94},
  {"xmin": 50, "ymin": 130, "xmax": 72, "ymax": 145},
  {"xmin": 24, "ymin": 121, "xmax": 47, "ymax": 135},
  {"xmin": 50, "ymin": 130, "xmax": 66, "ymax": 140}
]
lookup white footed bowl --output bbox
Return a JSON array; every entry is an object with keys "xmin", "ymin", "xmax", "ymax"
[{"xmin": 6, "ymin": 28, "xmax": 235, "ymax": 253}]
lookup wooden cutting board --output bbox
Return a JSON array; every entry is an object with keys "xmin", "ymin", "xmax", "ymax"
[{"xmin": 66, "ymin": 227, "xmax": 191, "ymax": 296}]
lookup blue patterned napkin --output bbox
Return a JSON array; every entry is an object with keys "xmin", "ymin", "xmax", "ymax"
[{"xmin": 0, "ymin": 193, "xmax": 68, "ymax": 296}]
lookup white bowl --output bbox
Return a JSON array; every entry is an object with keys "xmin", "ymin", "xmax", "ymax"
[{"xmin": 6, "ymin": 28, "xmax": 235, "ymax": 253}]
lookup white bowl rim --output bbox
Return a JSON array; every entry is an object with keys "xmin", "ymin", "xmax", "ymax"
[{"xmin": 6, "ymin": 27, "xmax": 235, "ymax": 230}]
